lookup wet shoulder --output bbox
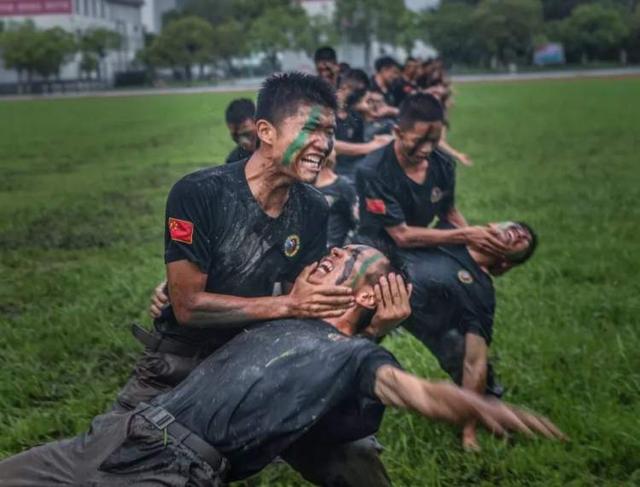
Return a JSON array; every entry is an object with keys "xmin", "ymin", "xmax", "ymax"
[{"xmin": 173, "ymin": 161, "xmax": 246, "ymax": 197}]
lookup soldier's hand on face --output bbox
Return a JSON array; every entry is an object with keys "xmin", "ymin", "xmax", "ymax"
[
  {"xmin": 287, "ymin": 263, "xmax": 355, "ymax": 319},
  {"xmin": 365, "ymin": 273, "xmax": 413, "ymax": 337},
  {"xmin": 149, "ymin": 280, "xmax": 169, "ymax": 319},
  {"xmin": 463, "ymin": 226, "xmax": 510, "ymax": 257}
]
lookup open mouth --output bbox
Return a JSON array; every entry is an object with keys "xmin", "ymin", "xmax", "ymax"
[
  {"xmin": 300, "ymin": 154, "xmax": 323, "ymax": 172},
  {"xmin": 314, "ymin": 258, "xmax": 335, "ymax": 276}
]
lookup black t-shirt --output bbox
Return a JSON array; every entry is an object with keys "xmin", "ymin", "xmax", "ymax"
[
  {"xmin": 354, "ymin": 142, "xmax": 456, "ymax": 252},
  {"xmin": 317, "ymin": 176, "xmax": 358, "ymax": 248},
  {"xmin": 160, "ymin": 160, "xmax": 328, "ymax": 345},
  {"xmin": 402, "ymin": 243, "xmax": 496, "ymax": 383},
  {"xmin": 155, "ymin": 319, "xmax": 399, "ymax": 481},
  {"xmin": 371, "ymin": 77, "xmax": 398, "ymax": 107},
  {"xmin": 225, "ymin": 145, "xmax": 253, "ymax": 164},
  {"xmin": 390, "ymin": 77, "xmax": 415, "ymax": 106},
  {"xmin": 335, "ymin": 110, "xmax": 365, "ymax": 181}
]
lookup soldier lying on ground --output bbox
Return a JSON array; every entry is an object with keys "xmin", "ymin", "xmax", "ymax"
[{"xmin": 0, "ymin": 245, "xmax": 564, "ymax": 486}]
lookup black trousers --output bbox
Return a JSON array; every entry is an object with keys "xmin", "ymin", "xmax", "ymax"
[
  {"xmin": 113, "ymin": 331, "xmax": 392, "ymax": 486},
  {"xmin": 0, "ymin": 409, "xmax": 225, "ymax": 486}
]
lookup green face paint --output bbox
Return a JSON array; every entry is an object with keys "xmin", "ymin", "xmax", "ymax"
[
  {"xmin": 349, "ymin": 253, "xmax": 384, "ymax": 287},
  {"xmin": 281, "ymin": 105, "xmax": 322, "ymax": 167}
]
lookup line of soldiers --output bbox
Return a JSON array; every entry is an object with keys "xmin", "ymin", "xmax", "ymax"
[{"xmin": 0, "ymin": 54, "xmax": 564, "ymax": 486}]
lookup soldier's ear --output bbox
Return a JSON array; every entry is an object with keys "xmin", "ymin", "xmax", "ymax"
[
  {"xmin": 256, "ymin": 119, "xmax": 276, "ymax": 146},
  {"xmin": 355, "ymin": 287, "xmax": 376, "ymax": 310}
]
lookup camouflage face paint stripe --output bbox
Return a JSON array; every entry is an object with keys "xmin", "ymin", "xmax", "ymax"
[
  {"xmin": 281, "ymin": 105, "xmax": 322, "ymax": 167},
  {"xmin": 349, "ymin": 253, "xmax": 384, "ymax": 287}
]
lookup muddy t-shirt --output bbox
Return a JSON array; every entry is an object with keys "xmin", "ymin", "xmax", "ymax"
[
  {"xmin": 354, "ymin": 142, "xmax": 456, "ymax": 252},
  {"xmin": 159, "ymin": 160, "xmax": 328, "ymax": 345},
  {"xmin": 156, "ymin": 319, "xmax": 399, "ymax": 481},
  {"xmin": 318, "ymin": 176, "xmax": 358, "ymax": 248},
  {"xmin": 401, "ymin": 243, "xmax": 495, "ymax": 383}
]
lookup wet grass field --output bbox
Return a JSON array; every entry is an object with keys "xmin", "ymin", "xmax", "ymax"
[{"xmin": 1, "ymin": 78, "xmax": 639, "ymax": 485}]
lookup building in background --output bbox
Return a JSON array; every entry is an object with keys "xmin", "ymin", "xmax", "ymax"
[
  {"xmin": 0, "ymin": 0, "xmax": 144, "ymax": 84},
  {"xmin": 140, "ymin": 0, "xmax": 178, "ymax": 34}
]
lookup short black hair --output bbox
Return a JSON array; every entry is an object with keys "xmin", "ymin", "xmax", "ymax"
[
  {"xmin": 397, "ymin": 93, "xmax": 444, "ymax": 130},
  {"xmin": 225, "ymin": 98, "xmax": 255, "ymax": 125},
  {"xmin": 345, "ymin": 87, "xmax": 368, "ymax": 109},
  {"xmin": 339, "ymin": 68, "xmax": 370, "ymax": 90},
  {"xmin": 374, "ymin": 56, "xmax": 401, "ymax": 73},
  {"xmin": 255, "ymin": 72, "xmax": 337, "ymax": 127},
  {"xmin": 314, "ymin": 46, "xmax": 337, "ymax": 63},
  {"xmin": 508, "ymin": 221, "xmax": 538, "ymax": 265},
  {"xmin": 405, "ymin": 56, "xmax": 417, "ymax": 66}
]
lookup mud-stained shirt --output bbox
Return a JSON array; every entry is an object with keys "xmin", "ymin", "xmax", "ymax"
[
  {"xmin": 354, "ymin": 142, "xmax": 456, "ymax": 253},
  {"xmin": 401, "ymin": 243, "xmax": 496, "ymax": 382},
  {"xmin": 155, "ymin": 319, "xmax": 399, "ymax": 481},
  {"xmin": 160, "ymin": 160, "xmax": 329, "ymax": 345}
]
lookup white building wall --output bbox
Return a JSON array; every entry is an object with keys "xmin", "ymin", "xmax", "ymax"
[{"xmin": 0, "ymin": 0, "xmax": 144, "ymax": 84}]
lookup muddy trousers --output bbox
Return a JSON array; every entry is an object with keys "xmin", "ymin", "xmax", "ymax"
[
  {"xmin": 112, "ymin": 328, "xmax": 392, "ymax": 486},
  {"xmin": 0, "ymin": 408, "xmax": 226, "ymax": 487}
]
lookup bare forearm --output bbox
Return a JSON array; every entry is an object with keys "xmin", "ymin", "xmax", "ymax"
[
  {"xmin": 176, "ymin": 292, "xmax": 292, "ymax": 328},
  {"xmin": 446, "ymin": 207, "xmax": 468, "ymax": 228},
  {"xmin": 387, "ymin": 225, "xmax": 469, "ymax": 248}
]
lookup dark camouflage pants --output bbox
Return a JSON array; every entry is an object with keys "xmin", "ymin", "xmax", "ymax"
[{"xmin": 0, "ymin": 409, "xmax": 225, "ymax": 486}]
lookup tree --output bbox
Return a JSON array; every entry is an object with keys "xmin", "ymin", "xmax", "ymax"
[
  {"xmin": 627, "ymin": 5, "xmax": 640, "ymax": 62},
  {"xmin": 335, "ymin": 0, "xmax": 408, "ymax": 68},
  {"xmin": 247, "ymin": 4, "xmax": 309, "ymax": 71},
  {"xmin": 33, "ymin": 27, "xmax": 77, "ymax": 80},
  {"xmin": 0, "ymin": 21, "xmax": 40, "ymax": 84},
  {"xmin": 422, "ymin": 2, "xmax": 485, "ymax": 65},
  {"xmin": 554, "ymin": 3, "xmax": 630, "ymax": 62},
  {"xmin": 149, "ymin": 16, "xmax": 215, "ymax": 80},
  {"xmin": 473, "ymin": 0, "xmax": 544, "ymax": 67},
  {"xmin": 80, "ymin": 28, "xmax": 122, "ymax": 80}
]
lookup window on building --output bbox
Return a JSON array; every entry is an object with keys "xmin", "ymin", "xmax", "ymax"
[
  {"xmin": 83, "ymin": 0, "xmax": 88, "ymax": 17},
  {"xmin": 99, "ymin": 0, "xmax": 104, "ymax": 18}
]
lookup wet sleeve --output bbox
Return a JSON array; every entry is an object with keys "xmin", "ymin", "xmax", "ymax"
[
  {"xmin": 461, "ymin": 300, "xmax": 494, "ymax": 345},
  {"xmin": 356, "ymin": 169, "xmax": 405, "ymax": 228},
  {"xmin": 164, "ymin": 178, "xmax": 214, "ymax": 272},
  {"xmin": 355, "ymin": 343, "xmax": 402, "ymax": 401},
  {"xmin": 345, "ymin": 183, "xmax": 359, "ymax": 230}
]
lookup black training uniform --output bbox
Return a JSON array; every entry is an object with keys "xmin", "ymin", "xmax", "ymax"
[
  {"xmin": 354, "ymin": 142, "xmax": 456, "ymax": 253},
  {"xmin": 0, "ymin": 320, "xmax": 398, "ymax": 486},
  {"xmin": 401, "ymin": 243, "xmax": 496, "ymax": 385},
  {"xmin": 318, "ymin": 176, "xmax": 358, "ymax": 247},
  {"xmin": 335, "ymin": 109, "xmax": 365, "ymax": 181},
  {"xmin": 114, "ymin": 160, "xmax": 392, "ymax": 486},
  {"xmin": 225, "ymin": 145, "xmax": 253, "ymax": 164},
  {"xmin": 116, "ymin": 159, "xmax": 328, "ymax": 410}
]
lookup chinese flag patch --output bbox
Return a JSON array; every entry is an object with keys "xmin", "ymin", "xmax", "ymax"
[
  {"xmin": 168, "ymin": 217, "xmax": 194, "ymax": 244},
  {"xmin": 365, "ymin": 198, "xmax": 386, "ymax": 215}
]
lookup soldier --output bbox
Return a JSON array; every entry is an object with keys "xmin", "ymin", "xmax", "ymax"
[
  {"xmin": 354, "ymin": 92, "xmax": 508, "ymax": 256},
  {"xmin": 402, "ymin": 221, "xmax": 538, "ymax": 451},
  {"xmin": 117, "ymin": 72, "xmax": 409, "ymax": 486},
  {"xmin": 0, "ymin": 245, "xmax": 564, "ymax": 486},
  {"xmin": 224, "ymin": 98, "xmax": 257, "ymax": 163}
]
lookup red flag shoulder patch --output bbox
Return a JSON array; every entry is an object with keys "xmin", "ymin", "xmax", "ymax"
[
  {"xmin": 168, "ymin": 217, "xmax": 194, "ymax": 244},
  {"xmin": 365, "ymin": 198, "xmax": 386, "ymax": 215}
]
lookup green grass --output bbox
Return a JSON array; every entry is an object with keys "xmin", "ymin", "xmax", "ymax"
[{"xmin": 1, "ymin": 79, "xmax": 639, "ymax": 485}]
